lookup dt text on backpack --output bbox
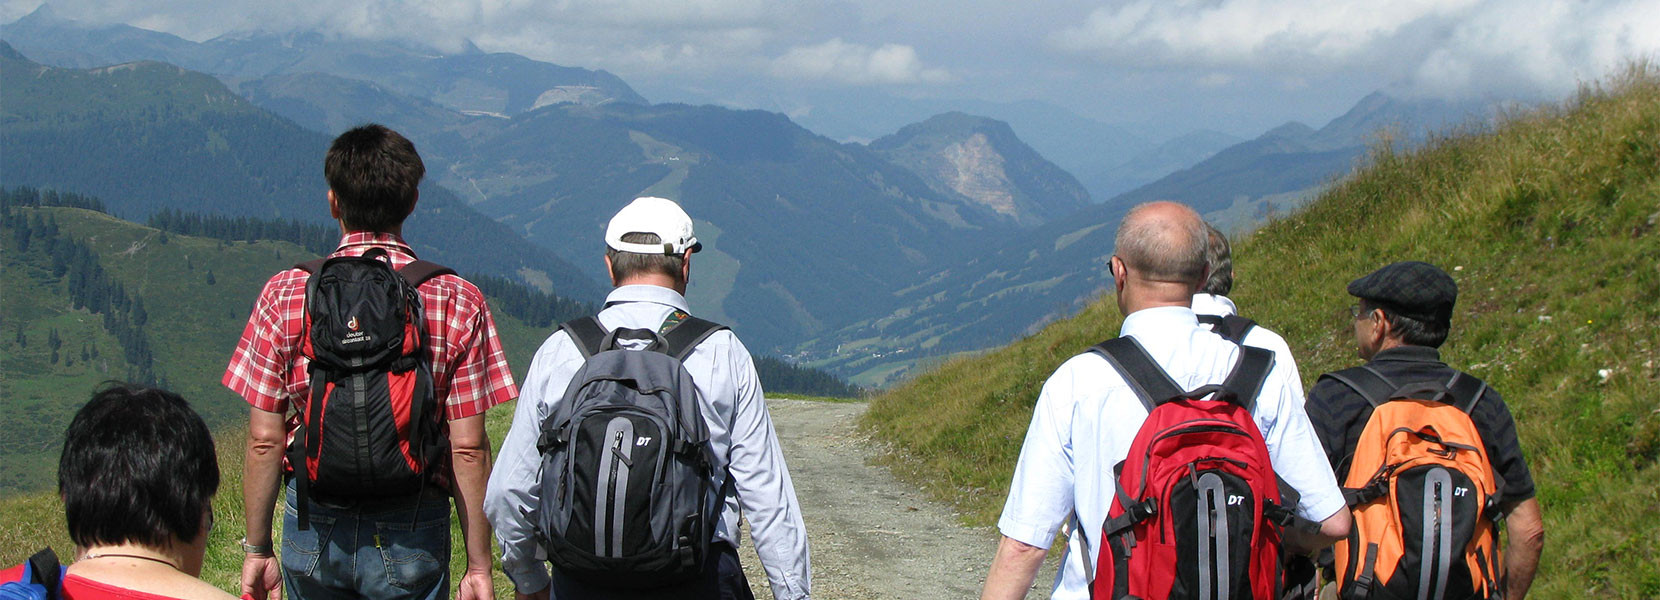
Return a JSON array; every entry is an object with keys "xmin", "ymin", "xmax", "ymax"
[
  {"xmin": 1320, "ymin": 367, "xmax": 1504, "ymax": 600},
  {"xmin": 289, "ymin": 248, "xmax": 455, "ymax": 529},
  {"xmin": 531, "ymin": 314, "xmax": 730, "ymax": 589},
  {"xmin": 1088, "ymin": 337, "xmax": 1313, "ymax": 600}
]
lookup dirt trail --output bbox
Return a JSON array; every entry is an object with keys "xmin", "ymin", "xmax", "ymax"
[{"xmin": 735, "ymin": 399, "xmax": 1057, "ymax": 599}]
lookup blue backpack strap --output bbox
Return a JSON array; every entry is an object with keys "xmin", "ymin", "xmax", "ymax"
[
  {"xmin": 559, "ymin": 317, "xmax": 608, "ymax": 359},
  {"xmin": 1089, "ymin": 337, "xmax": 1184, "ymax": 413},
  {"xmin": 1319, "ymin": 365, "xmax": 1397, "ymax": 408}
]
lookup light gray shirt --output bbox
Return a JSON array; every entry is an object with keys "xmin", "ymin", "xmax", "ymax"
[{"xmin": 485, "ymin": 285, "xmax": 811, "ymax": 599}]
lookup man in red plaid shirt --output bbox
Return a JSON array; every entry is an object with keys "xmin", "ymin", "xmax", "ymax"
[{"xmin": 224, "ymin": 124, "xmax": 517, "ymax": 600}]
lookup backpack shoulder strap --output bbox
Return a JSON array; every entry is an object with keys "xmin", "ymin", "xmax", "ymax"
[
  {"xmin": 1221, "ymin": 345, "xmax": 1275, "ymax": 411},
  {"xmin": 1445, "ymin": 371, "xmax": 1488, "ymax": 414},
  {"xmin": 1220, "ymin": 315, "xmax": 1257, "ymax": 344},
  {"xmin": 293, "ymin": 257, "xmax": 327, "ymax": 274},
  {"xmin": 559, "ymin": 317, "xmax": 608, "ymax": 359},
  {"xmin": 1088, "ymin": 337, "xmax": 1183, "ymax": 413},
  {"xmin": 661, "ymin": 316, "xmax": 727, "ymax": 362},
  {"xmin": 1319, "ymin": 365, "xmax": 1397, "ymax": 408},
  {"xmin": 396, "ymin": 259, "xmax": 456, "ymax": 287},
  {"xmin": 27, "ymin": 546, "xmax": 61, "ymax": 597}
]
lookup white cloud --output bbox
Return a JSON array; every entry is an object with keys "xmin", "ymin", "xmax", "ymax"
[
  {"xmin": 1050, "ymin": 0, "xmax": 1660, "ymax": 99},
  {"xmin": 770, "ymin": 38, "xmax": 951, "ymax": 85}
]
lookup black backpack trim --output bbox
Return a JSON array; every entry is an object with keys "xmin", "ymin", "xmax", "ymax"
[
  {"xmin": 1089, "ymin": 337, "xmax": 1276, "ymax": 412},
  {"xmin": 560, "ymin": 315, "xmax": 725, "ymax": 361},
  {"xmin": 1197, "ymin": 313, "xmax": 1259, "ymax": 345},
  {"xmin": 23, "ymin": 547, "xmax": 61, "ymax": 600},
  {"xmin": 1320, "ymin": 367, "xmax": 1491, "ymax": 506},
  {"xmin": 288, "ymin": 249, "xmax": 454, "ymax": 529},
  {"xmin": 1320, "ymin": 367, "xmax": 1487, "ymax": 413}
]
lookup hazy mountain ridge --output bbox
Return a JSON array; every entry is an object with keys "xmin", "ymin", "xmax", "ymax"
[
  {"xmin": 796, "ymin": 92, "xmax": 1497, "ymax": 385},
  {"xmin": 0, "ymin": 43, "xmax": 606, "ymax": 301},
  {"xmin": 869, "ymin": 112, "xmax": 1091, "ymax": 227},
  {"xmin": 3, "ymin": 5, "xmax": 646, "ymax": 115}
]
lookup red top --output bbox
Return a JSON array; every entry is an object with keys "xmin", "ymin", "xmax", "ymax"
[
  {"xmin": 61, "ymin": 574, "xmax": 189, "ymax": 600},
  {"xmin": 222, "ymin": 233, "xmax": 519, "ymax": 477}
]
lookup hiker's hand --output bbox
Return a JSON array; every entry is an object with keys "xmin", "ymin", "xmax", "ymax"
[
  {"xmin": 240, "ymin": 553, "xmax": 281, "ymax": 600},
  {"xmin": 457, "ymin": 568, "xmax": 496, "ymax": 600}
]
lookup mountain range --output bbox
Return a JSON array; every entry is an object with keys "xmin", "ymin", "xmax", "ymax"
[{"xmin": 2, "ymin": 8, "xmax": 1501, "ymax": 384}]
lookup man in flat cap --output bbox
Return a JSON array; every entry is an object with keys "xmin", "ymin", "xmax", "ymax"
[
  {"xmin": 1305, "ymin": 261, "xmax": 1544, "ymax": 599},
  {"xmin": 486, "ymin": 197, "xmax": 810, "ymax": 600}
]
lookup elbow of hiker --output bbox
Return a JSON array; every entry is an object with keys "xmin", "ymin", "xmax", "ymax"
[
  {"xmin": 247, "ymin": 409, "xmax": 286, "ymax": 455},
  {"xmin": 1319, "ymin": 508, "xmax": 1353, "ymax": 542}
]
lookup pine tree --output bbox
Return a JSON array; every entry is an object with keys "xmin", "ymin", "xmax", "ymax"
[
  {"xmin": 205, "ymin": 269, "xmax": 216, "ymax": 285},
  {"xmin": 13, "ymin": 323, "xmax": 24, "ymax": 348}
]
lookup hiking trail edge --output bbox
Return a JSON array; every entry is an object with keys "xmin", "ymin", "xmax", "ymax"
[{"xmin": 737, "ymin": 398, "xmax": 1059, "ymax": 599}]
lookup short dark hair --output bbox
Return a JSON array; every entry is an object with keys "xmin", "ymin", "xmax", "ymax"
[
  {"xmin": 1201, "ymin": 223, "xmax": 1233, "ymax": 296},
  {"xmin": 324, "ymin": 124, "xmax": 424, "ymax": 233},
  {"xmin": 607, "ymin": 232, "xmax": 686, "ymax": 284},
  {"xmin": 1363, "ymin": 299, "xmax": 1450, "ymax": 348},
  {"xmin": 60, "ymin": 383, "xmax": 219, "ymax": 548}
]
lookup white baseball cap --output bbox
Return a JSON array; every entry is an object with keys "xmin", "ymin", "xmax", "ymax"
[{"xmin": 605, "ymin": 196, "xmax": 702, "ymax": 255}]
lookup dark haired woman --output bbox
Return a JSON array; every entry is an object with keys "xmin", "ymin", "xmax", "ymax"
[{"xmin": 58, "ymin": 384, "xmax": 235, "ymax": 600}]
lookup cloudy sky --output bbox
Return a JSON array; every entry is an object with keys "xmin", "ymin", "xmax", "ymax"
[{"xmin": 3, "ymin": 0, "xmax": 1656, "ymax": 140}]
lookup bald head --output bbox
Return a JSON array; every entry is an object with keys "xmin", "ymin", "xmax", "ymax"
[{"xmin": 1114, "ymin": 202, "xmax": 1209, "ymax": 287}]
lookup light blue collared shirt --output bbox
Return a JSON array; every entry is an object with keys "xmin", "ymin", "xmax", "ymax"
[{"xmin": 486, "ymin": 285, "xmax": 811, "ymax": 598}]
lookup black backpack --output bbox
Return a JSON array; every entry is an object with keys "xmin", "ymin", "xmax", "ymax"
[
  {"xmin": 1198, "ymin": 314, "xmax": 1258, "ymax": 345},
  {"xmin": 533, "ymin": 315, "xmax": 729, "ymax": 588},
  {"xmin": 289, "ymin": 248, "xmax": 453, "ymax": 528}
]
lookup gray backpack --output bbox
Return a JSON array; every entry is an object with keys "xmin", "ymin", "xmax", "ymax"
[{"xmin": 533, "ymin": 315, "xmax": 728, "ymax": 588}]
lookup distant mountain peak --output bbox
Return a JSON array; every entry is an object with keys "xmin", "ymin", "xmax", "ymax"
[
  {"xmin": 15, "ymin": 3, "xmax": 66, "ymax": 25},
  {"xmin": 871, "ymin": 112, "xmax": 1090, "ymax": 226},
  {"xmin": 1262, "ymin": 121, "xmax": 1316, "ymax": 140}
]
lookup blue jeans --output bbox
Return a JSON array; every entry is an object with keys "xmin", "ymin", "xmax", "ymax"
[{"xmin": 281, "ymin": 481, "xmax": 452, "ymax": 600}]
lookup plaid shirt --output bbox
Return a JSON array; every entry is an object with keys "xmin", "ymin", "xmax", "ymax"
[{"xmin": 223, "ymin": 232, "xmax": 518, "ymax": 480}]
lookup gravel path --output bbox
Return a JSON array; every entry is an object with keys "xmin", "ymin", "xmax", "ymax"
[{"xmin": 735, "ymin": 398, "xmax": 1058, "ymax": 600}]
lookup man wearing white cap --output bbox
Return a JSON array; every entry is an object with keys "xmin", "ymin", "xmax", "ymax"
[{"xmin": 486, "ymin": 197, "xmax": 812, "ymax": 600}]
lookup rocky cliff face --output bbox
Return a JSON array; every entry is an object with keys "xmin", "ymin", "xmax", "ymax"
[{"xmin": 871, "ymin": 112, "xmax": 1090, "ymax": 227}]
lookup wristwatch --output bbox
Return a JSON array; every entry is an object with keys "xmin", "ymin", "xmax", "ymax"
[{"xmin": 239, "ymin": 538, "xmax": 274, "ymax": 555}]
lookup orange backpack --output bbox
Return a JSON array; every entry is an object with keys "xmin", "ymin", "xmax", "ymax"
[{"xmin": 1320, "ymin": 368, "xmax": 1505, "ymax": 600}]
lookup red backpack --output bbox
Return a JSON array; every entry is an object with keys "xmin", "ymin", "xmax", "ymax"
[
  {"xmin": 289, "ymin": 248, "xmax": 454, "ymax": 528},
  {"xmin": 1088, "ymin": 337, "xmax": 1301, "ymax": 600}
]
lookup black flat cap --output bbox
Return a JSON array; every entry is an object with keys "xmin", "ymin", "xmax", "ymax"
[{"xmin": 1347, "ymin": 261, "xmax": 1457, "ymax": 325}]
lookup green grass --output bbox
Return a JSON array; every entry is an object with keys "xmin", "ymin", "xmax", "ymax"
[
  {"xmin": 0, "ymin": 210, "xmax": 558, "ymax": 596},
  {"xmin": 863, "ymin": 64, "xmax": 1660, "ymax": 597}
]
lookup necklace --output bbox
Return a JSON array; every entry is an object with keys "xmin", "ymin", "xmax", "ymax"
[{"xmin": 80, "ymin": 552, "xmax": 181, "ymax": 571}]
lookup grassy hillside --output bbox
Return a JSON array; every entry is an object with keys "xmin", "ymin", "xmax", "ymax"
[
  {"xmin": 865, "ymin": 66, "xmax": 1660, "ymax": 597},
  {"xmin": 0, "ymin": 207, "xmax": 553, "ymax": 594}
]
